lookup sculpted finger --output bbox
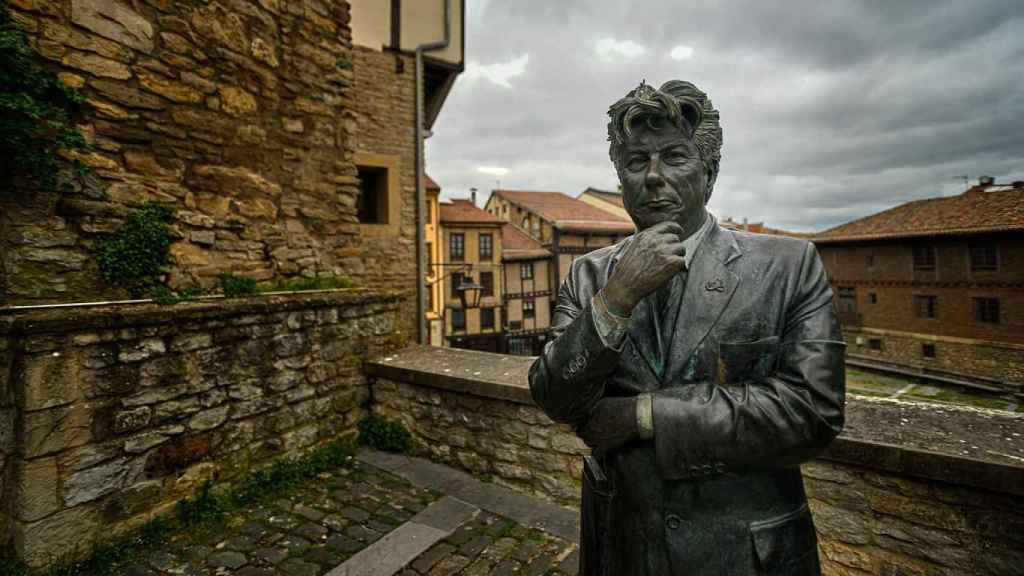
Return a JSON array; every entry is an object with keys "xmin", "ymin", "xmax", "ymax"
[
  {"xmin": 662, "ymin": 241, "xmax": 687, "ymax": 257},
  {"xmin": 655, "ymin": 221, "xmax": 686, "ymax": 239}
]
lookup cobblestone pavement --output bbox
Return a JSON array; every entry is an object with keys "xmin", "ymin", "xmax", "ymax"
[{"xmin": 119, "ymin": 454, "xmax": 579, "ymax": 576}]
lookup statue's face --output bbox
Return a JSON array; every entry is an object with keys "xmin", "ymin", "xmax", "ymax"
[{"xmin": 617, "ymin": 120, "xmax": 708, "ymax": 233}]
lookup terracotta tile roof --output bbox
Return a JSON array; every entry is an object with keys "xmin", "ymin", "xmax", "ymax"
[
  {"xmin": 580, "ymin": 187, "xmax": 625, "ymax": 208},
  {"xmin": 501, "ymin": 223, "xmax": 551, "ymax": 260},
  {"xmin": 814, "ymin": 184, "xmax": 1024, "ymax": 243},
  {"xmin": 493, "ymin": 190, "xmax": 635, "ymax": 233},
  {"xmin": 440, "ymin": 199, "xmax": 503, "ymax": 225},
  {"xmin": 720, "ymin": 219, "xmax": 808, "ymax": 238},
  {"xmin": 425, "ymin": 174, "xmax": 441, "ymax": 191}
]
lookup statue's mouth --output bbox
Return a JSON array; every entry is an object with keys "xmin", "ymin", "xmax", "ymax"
[{"xmin": 644, "ymin": 200, "xmax": 677, "ymax": 210}]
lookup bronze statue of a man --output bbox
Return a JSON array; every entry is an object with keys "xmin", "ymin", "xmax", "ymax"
[{"xmin": 529, "ymin": 80, "xmax": 845, "ymax": 575}]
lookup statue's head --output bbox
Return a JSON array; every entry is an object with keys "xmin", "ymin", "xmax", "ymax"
[{"xmin": 607, "ymin": 80, "xmax": 722, "ymax": 232}]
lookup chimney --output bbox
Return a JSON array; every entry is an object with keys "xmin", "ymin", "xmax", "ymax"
[
  {"xmin": 979, "ymin": 175, "xmax": 995, "ymax": 186},
  {"xmin": 470, "ymin": 187, "xmax": 478, "ymax": 206},
  {"xmin": 742, "ymin": 217, "xmax": 749, "ymax": 231}
]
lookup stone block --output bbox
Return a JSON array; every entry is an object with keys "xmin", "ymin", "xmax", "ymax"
[
  {"xmin": 62, "ymin": 51, "xmax": 131, "ymax": 79},
  {"xmin": 188, "ymin": 405, "xmax": 229, "ymax": 432},
  {"xmin": 13, "ymin": 504, "xmax": 99, "ymax": 568},
  {"xmin": 118, "ymin": 338, "xmax": 166, "ymax": 363},
  {"xmin": 23, "ymin": 404, "xmax": 92, "ymax": 458},
  {"xmin": 64, "ymin": 456, "xmax": 145, "ymax": 507},
  {"xmin": 91, "ymin": 80, "xmax": 165, "ymax": 110},
  {"xmin": 114, "ymin": 406, "xmax": 151, "ymax": 434},
  {"xmin": 13, "ymin": 457, "xmax": 60, "ymax": 522},
  {"xmin": 21, "ymin": 352, "xmax": 81, "ymax": 411},
  {"xmin": 124, "ymin": 431, "xmax": 171, "ymax": 454},
  {"xmin": 219, "ymin": 85, "xmax": 258, "ymax": 116},
  {"xmin": 137, "ymin": 70, "xmax": 203, "ymax": 104},
  {"xmin": 71, "ymin": 0, "xmax": 153, "ymax": 52}
]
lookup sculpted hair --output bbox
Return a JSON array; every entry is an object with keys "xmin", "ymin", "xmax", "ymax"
[{"xmin": 607, "ymin": 80, "xmax": 723, "ymax": 201}]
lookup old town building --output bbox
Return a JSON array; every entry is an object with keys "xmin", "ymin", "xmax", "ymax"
[
  {"xmin": 485, "ymin": 189, "xmax": 634, "ymax": 282},
  {"xmin": 501, "ymin": 223, "xmax": 553, "ymax": 355},
  {"xmin": 438, "ymin": 199, "xmax": 505, "ymax": 352},
  {"xmin": 814, "ymin": 178, "xmax": 1024, "ymax": 389}
]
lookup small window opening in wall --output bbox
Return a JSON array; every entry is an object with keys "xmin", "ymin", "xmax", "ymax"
[
  {"xmin": 356, "ymin": 165, "xmax": 388, "ymax": 223},
  {"xmin": 922, "ymin": 343, "xmax": 936, "ymax": 358},
  {"xmin": 868, "ymin": 338, "xmax": 883, "ymax": 351},
  {"xmin": 868, "ymin": 292, "xmax": 877, "ymax": 304},
  {"xmin": 866, "ymin": 254, "xmax": 875, "ymax": 268}
]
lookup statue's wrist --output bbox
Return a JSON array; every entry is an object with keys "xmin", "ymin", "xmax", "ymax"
[{"xmin": 601, "ymin": 286, "xmax": 634, "ymax": 317}]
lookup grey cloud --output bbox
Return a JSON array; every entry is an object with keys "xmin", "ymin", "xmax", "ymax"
[{"xmin": 427, "ymin": 0, "xmax": 1024, "ymax": 231}]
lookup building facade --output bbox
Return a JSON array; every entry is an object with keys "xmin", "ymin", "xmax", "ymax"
[
  {"xmin": 0, "ymin": 0, "xmax": 465, "ymax": 340},
  {"xmin": 424, "ymin": 176, "xmax": 445, "ymax": 346},
  {"xmin": 814, "ymin": 179, "xmax": 1024, "ymax": 389},
  {"xmin": 439, "ymin": 200, "xmax": 505, "ymax": 352},
  {"xmin": 501, "ymin": 224, "xmax": 553, "ymax": 355}
]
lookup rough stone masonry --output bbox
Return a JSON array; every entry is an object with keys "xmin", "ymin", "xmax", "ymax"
[
  {"xmin": 0, "ymin": 289, "xmax": 405, "ymax": 566},
  {"xmin": 0, "ymin": 0, "xmax": 418, "ymax": 333}
]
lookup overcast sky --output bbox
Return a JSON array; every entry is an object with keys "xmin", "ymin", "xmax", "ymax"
[{"xmin": 425, "ymin": 0, "xmax": 1024, "ymax": 232}]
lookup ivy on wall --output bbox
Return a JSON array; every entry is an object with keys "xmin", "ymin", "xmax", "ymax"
[{"xmin": 0, "ymin": 0, "xmax": 87, "ymax": 191}]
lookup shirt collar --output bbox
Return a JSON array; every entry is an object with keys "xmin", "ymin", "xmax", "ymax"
[{"xmin": 682, "ymin": 210, "xmax": 714, "ymax": 268}]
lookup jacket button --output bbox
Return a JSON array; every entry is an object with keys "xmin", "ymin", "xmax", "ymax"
[{"xmin": 666, "ymin": 514, "xmax": 682, "ymax": 530}]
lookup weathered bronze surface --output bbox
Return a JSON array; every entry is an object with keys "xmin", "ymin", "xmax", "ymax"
[{"xmin": 529, "ymin": 80, "xmax": 846, "ymax": 575}]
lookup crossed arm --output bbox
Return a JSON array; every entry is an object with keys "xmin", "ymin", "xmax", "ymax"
[{"xmin": 528, "ymin": 242, "xmax": 846, "ymax": 478}]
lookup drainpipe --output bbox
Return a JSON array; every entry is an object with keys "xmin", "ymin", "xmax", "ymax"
[{"xmin": 414, "ymin": 0, "xmax": 451, "ymax": 345}]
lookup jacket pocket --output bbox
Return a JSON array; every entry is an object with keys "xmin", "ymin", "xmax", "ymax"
[
  {"xmin": 749, "ymin": 503, "xmax": 818, "ymax": 574},
  {"xmin": 717, "ymin": 336, "xmax": 780, "ymax": 384}
]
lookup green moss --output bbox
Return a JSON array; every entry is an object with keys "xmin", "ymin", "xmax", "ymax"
[
  {"xmin": 218, "ymin": 274, "xmax": 258, "ymax": 298},
  {"xmin": 95, "ymin": 204, "xmax": 172, "ymax": 298},
  {"xmin": 0, "ymin": 0, "xmax": 87, "ymax": 192},
  {"xmin": 260, "ymin": 276, "xmax": 354, "ymax": 292},
  {"xmin": 357, "ymin": 415, "xmax": 413, "ymax": 454}
]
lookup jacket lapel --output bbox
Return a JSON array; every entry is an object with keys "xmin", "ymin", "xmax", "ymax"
[{"xmin": 664, "ymin": 225, "xmax": 742, "ymax": 384}]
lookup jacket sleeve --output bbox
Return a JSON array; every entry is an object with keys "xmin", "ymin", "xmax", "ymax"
[
  {"xmin": 528, "ymin": 260, "xmax": 621, "ymax": 428},
  {"xmin": 650, "ymin": 241, "xmax": 846, "ymax": 479}
]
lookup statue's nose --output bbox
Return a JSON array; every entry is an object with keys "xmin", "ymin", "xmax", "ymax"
[{"xmin": 645, "ymin": 165, "xmax": 665, "ymax": 189}]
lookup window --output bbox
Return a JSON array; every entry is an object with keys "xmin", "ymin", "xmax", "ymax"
[
  {"xmin": 509, "ymin": 320, "xmax": 522, "ymax": 331},
  {"xmin": 481, "ymin": 308, "xmax": 495, "ymax": 330},
  {"xmin": 868, "ymin": 338, "xmax": 883, "ymax": 351},
  {"xmin": 450, "ymin": 272, "xmax": 464, "ymax": 300},
  {"xmin": 450, "ymin": 233, "xmax": 464, "ymax": 261},
  {"xmin": 969, "ymin": 243, "xmax": 998, "ymax": 271},
  {"xmin": 426, "ymin": 199, "xmax": 432, "ymax": 224},
  {"xmin": 426, "ymin": 282, "xmax": 433, "ymax": 310},
  {"xmin": 356, "ymin": 165, "xmax": 388, "ymax": 223},
  {"xmin": 866, "ymin": 254, "xmax": 875, "ymax": 268},
  {"xmin": 451, "ymin": 309, "xmax": 466, "ymax": 331},
  {"xmin": 974, "ymin": 298, "xmax": 999, "ymax": 323},
  {"xmin": 912, "ymin": 245, "xmax": 936, "ymax": 270},
  {"xmin": 868, "ymin": 292, "xmax": 878, "ymax": 304},
  {"xmin": 922, "ymin": 343, "xmax": 936, "ymax": 358},
  {"xmin": 480, "ymin": 272, "xmax": 494, "ymax": 297},
  {"xmin": 479, "ymin": 233, "xmax": 493, "ymax": 260},
  {"xmin": 914, "ymin": 295, "xmax": 937, "ymax": 319},
  {"xmin": 426, "ymin": 242, "xmax": 434, "ymax": 277},
  {"xmin": 523, "ymin": 300, "xmax": 535, "ymax": 319},
  {"xmin": 837, "ymin": 287, "xmax": 856, "ymax": 313},
  {"xmin": 520, "ymin": 262, "xmax": 534, "ymax": 280}
]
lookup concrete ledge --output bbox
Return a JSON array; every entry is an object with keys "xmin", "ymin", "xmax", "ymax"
[
  {"xmin": 0, "ymin": 289, "xmax": 407, "ymax": 335},
  {"xmin": 367, "ymin": 346, "xmax": 1024, "ymax": 497}
]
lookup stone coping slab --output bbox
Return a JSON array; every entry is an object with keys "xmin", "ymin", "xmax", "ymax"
[
  {"xmin": 366, "ymin": 346, "xmax": 1024, "ymax": 496},
  {"xmin": 0, "ymin": 289, "xmax": 408, "ymax": 335},
  {"xmin": 359, "ymin": 450, "xmax": 580, "ymax": 543}
]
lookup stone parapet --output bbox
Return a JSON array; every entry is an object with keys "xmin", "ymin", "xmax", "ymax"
[
  {"xmin": 366, "ymin": 345, "xmax": 1024, "ymax": 576},
  {"xmin": 0, "ymin": 289, "xmax": 405, "ymax": 566}
]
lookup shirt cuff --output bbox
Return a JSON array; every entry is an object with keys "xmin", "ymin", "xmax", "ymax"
[
  {"xmin": 591, "ymin": 291, "xmax": 631, "ymax": 351},
  {"xmin": 636, "ymin": 393, "xmax": 654, "ymax": 440}
]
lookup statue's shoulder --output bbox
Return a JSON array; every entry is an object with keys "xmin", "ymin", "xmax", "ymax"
[{"xmin": 727, "ymin": 228, "xmax": 813, "ymax": 263}]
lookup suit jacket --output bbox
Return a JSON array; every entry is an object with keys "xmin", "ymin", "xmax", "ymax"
[{"xmin": 529, "ymin": 223, "xmax": 846, "ymax": 576}]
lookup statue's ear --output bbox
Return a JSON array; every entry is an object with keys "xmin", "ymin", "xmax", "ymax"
[
  {"xmin": 704, "ymin": 163, "xmax": 717, "ymax": 204},
  {"xmin": 678, "ymin": 97, "xmax": 703, "ymax": 134}
]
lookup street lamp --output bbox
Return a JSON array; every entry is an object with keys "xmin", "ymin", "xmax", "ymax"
[{"xmin": 456, "ymin": 274, "xmax": 484, "ymax": 309}]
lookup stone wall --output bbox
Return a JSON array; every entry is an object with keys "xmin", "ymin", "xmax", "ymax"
[
  {"xmin": 845, "ymin": 327, "xmax": 1024, "ymax": 390},
  {"xmin": 1, "ymin": 0, "xmax": 417, "ymax": 327},
  {"xmin": 366, "ymin": 346, "xmax": 1024, "ymax": 576},
  {"xmin": 0, "ymin": 289, "xmax": 404, "ymax": 566}
]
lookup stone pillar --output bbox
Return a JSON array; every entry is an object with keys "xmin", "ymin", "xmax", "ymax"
[{"xmin": 0, "ymin": 330, "xmax": 14, "ymax": 551}]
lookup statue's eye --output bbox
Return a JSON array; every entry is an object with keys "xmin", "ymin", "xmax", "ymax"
[
  {"xmin": 663, "ymin": 152, "xmax": 690, "ymax": 165},
  {"xmin": 627, "ymin": 155, "xmax": 647, "ymax": 171}
]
